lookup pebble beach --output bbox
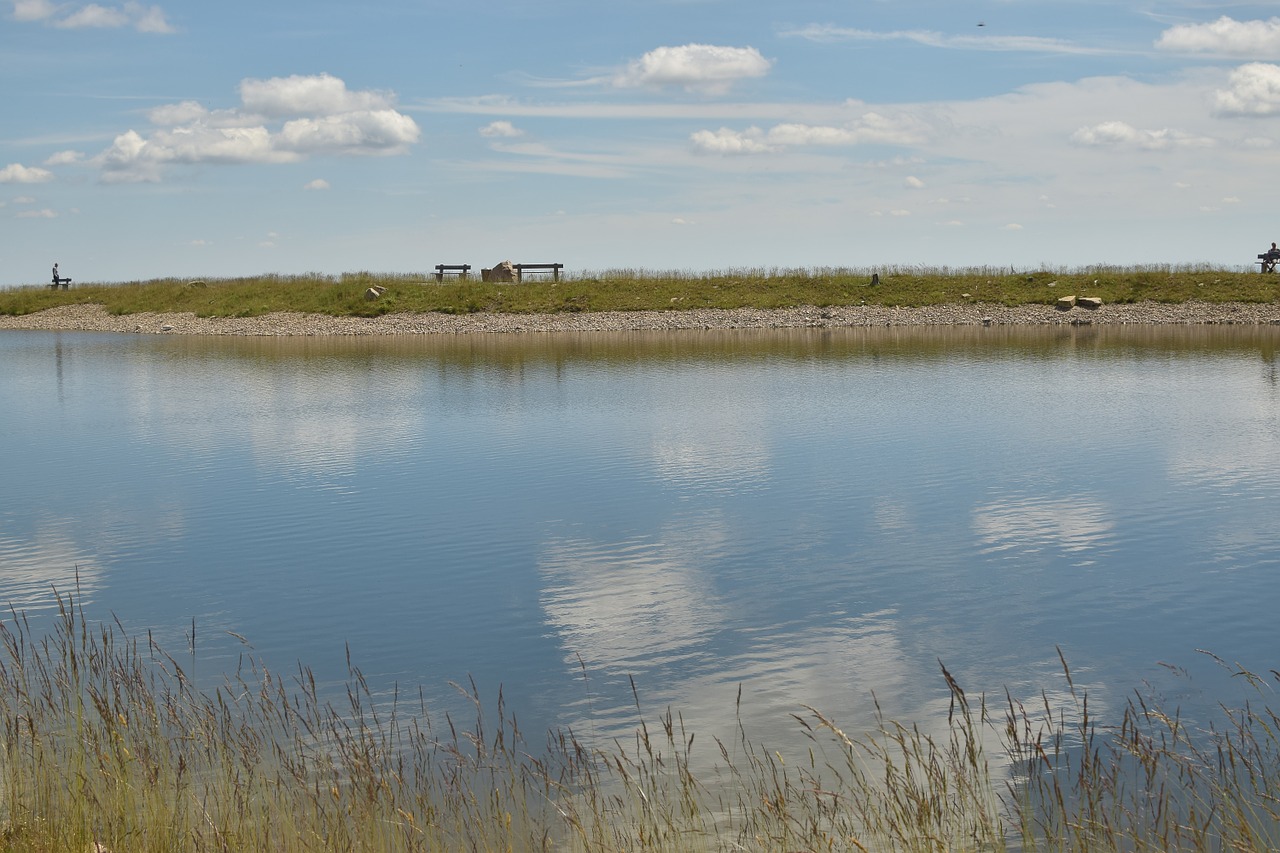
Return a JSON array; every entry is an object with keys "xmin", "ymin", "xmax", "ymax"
[{"xmin": 3, "ymin": 301, "xmax": 1280, "ymax": 336}]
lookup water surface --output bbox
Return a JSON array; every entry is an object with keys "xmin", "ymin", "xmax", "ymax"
[{"xmin": 3, "ymin": 324, "xmax": 1279, "ymax": 756}]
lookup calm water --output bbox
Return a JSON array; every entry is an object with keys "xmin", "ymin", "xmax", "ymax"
[{"xmin": 3, "ymin": 325, "xmax": 1280, "ymax": 757}]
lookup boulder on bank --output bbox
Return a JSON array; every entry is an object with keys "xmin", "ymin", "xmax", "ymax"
[
  {"xmin": 1078, "ymin": 297, "xmax": 1103, "ymax": 310},
  {"xmin": 1056, "ymin": 295, "xmax": 1077, "ymax": 310},
  {"xmin": 482, "ymin": 260, "xmax": 516, "ymax": 283}
]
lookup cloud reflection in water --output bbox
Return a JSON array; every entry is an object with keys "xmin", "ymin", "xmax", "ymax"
[{"xmin": 973, "ymin": 495, "xmax": 1114, "ymax": 564}]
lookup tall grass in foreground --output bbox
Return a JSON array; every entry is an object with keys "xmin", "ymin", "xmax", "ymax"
[{"xmin": 3, "ymin": 594, "xmax": 1280, "ymax": 852}]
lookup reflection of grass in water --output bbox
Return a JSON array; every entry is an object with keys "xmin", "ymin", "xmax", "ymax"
[
  {"xmin": 3, "ymin": 596, "xmax": 1279, "ymax": 852},
  {"xmin": 2, "ymin": 264, "xmax": 1279, "ymax": 318}
]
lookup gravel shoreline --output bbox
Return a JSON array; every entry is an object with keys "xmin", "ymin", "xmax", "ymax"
[{"xmin": 3, "ymin": 301, "xmax": 1280, "ymax": 336}]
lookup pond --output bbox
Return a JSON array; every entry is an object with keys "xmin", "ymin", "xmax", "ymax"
[{"xmin": 2, "ymin": 324, "xmax": 1279, "ymax": 761}]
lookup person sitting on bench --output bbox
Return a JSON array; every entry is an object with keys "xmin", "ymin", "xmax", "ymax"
[
  {"xmin": 1259, "ymin": 244, "xmax": 1280, "ymax": 272},
  {"xmin": 51, "ymin": 262, "xmax": 72, "ymax": 286}
]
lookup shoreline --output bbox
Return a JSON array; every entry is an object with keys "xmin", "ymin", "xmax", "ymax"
[{"xmin": 3, "ymin": 300, "xmax": 1280, "ymax": 336}]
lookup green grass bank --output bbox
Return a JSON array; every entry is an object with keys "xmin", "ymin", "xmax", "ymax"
[
  {"xmin": 3, "ymin": 264, "xmax": 1279, "ymax": 319},
  {"xmin": 3, "ymin": 595, "xmax": 1280, "ymax": 852}
]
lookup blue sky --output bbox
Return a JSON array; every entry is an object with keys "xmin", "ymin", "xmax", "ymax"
[{"xmin": 4, "ymin": 1, "xmax": 1280, "ymax": 285}]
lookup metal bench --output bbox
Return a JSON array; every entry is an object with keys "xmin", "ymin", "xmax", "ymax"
[
  {"xmin": 435, "ymin": 264, "xmax": 471, "ymax": 281},
  {"xmin": 49, "ymin": 276, "xmax": 72, "ymax": 290},
  {"xmin": 514, "ymin": 263, "xmax": 564, "ymax": 282},
  {"xmin": 1258, "ymin": 253, "xmax": 1279, "ymax": 273}
]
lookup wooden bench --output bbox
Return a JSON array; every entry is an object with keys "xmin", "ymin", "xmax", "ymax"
[
  {"xmin": 514, "ymin": 263, "xmax": 563, "ymax": 282},
  {"xmin": 435, "ymin": 264, "xmax": 471, "ymax": 281},
  {"xmin": 49, "ymin": 276, "xmax": 72, "ymax": 290},
  {"xmin": 1258, "ymin": 253, "xmax": 1279, "ymax": 273}
]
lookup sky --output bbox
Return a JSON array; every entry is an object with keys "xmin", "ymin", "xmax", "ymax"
[{"xmin": 4, "ymin": 0, "xmax": 1280, "ymax": 286}]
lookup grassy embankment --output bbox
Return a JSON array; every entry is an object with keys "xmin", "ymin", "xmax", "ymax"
[
  {"xmin": 3, "ymin": 595, "xmax": 1280, "ymax": 851},
  {"xmin": 2, "ymin": 264, "xmax": 1279, "ymax": 318}
]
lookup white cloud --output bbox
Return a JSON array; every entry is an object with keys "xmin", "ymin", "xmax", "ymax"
[
  {"xmin": 94, "ymin": 124, "xmax": 298, "ymax": 183},
  {"xmin": 239, "ymin": 73, "xmax": 393, "ymax": 118},
  {"xmin": 16, "ymin": 208, "xmax": 57, "ymax": 218},
  {"xmin": 765, "ymin": 123, "xmax": 861, "ymax": 146},
  {"xmin": 780, "ymin": 24, "xmax": 1104, "ymax": 56},
  {"xmin": 147, "ymin": 100, "xmax": 208, "ymax": 127},
  {"xmin": 1003, "ymin": 223, "xmax": 1023, "ymax": 230},
  {"xmin": 904, "ymin": 175, "xmax": 925, "ymax": 189},
  {"xmin": 690, "ymin": 127, "xmax": 776, "ymax": 154},
  {"xmin": 148, "ymin": 101, "xmax": 254, "ymax": 130},
  {"xmin": 1213, "ymin": 63, "xmax": 1280, "ymax": 116},
  {"xmin": 0, "ymin": 162, "xmax": 54, "ymax": 183},
  {"xmin": 1070, "ymin": 120, "xmax": 1215, "ymax": 150},
  {"xmin": 275, "ymin": 110, "xmax": 419, "ymax": 155},
  {"xmin": 56, "ymin": 3, "xmax": 128, "ymax": 28},
  {"xmin": 130, "ymin": 2, "xmax": 172, "ymax": 33},
  {"xmin": 91, "ymin": 74, "xmax": 419, "ymax": 182},
  {"xmin": 855, "ymin": 111, "xmax": 934, "ymax": 145},
  {"xmin": 96, "ymin": 130, "xmax": 160, "ymax": 182},
  {"xmin": 691, "ymin": 112, "xmax": 931, "ymax": 156},
  {"xmin": 1156, "ymin": 16, "xmax": 1280, "ymax": 59},
  {"xmin": 44, "ymin": 150, "xmax": 84, "ymax": 166},
  {"xmin": 303, "ymin": 178, "xmax": 330, "ymax": 191},
  {"xmin": 27, "ymin": 0, "xmax": 175, "ymax": 32},
  {"xmin": 13, "ymin": 0, "xmax": 55, "ymax": 21},
  {"xmin": 614, "ymin": 44, "xmax": 772, "ymax": 94},
  {"xmin": 479, "ymin": 120, "xmax": 523, "ymax": 138}
]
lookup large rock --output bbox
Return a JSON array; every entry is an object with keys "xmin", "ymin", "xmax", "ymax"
[
  {"xmin": 482, "ymin": 260, "xmax": 516, "ymax": 283},
  {"xmin": 1078, "ymin": 297, "xmax": 1103, "ymax": 309},
  {"xmin": 1056, "ymin": 295, "xmax": 1077, "ymax": 310}
]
